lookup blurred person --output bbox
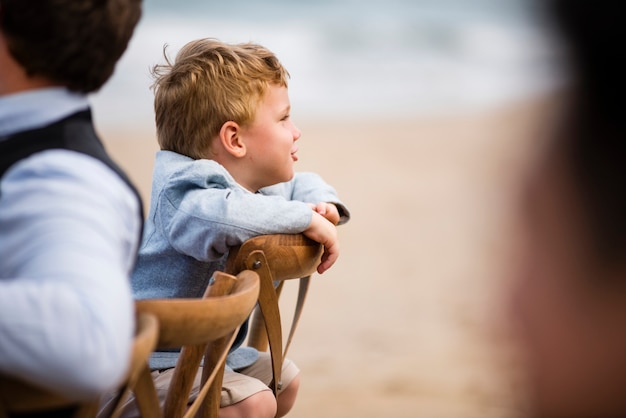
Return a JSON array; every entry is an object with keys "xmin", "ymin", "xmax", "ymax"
[
  {"xmin": 512, "ymin": 0, "xmax": 626, "ymax": 416},
  {"xmin": 125, "ymin": 38, "xmax": 350, "ymax": 418},
  {"xmin": 0, "ymin": 0, "xmax": 143, "ymax": 409}
]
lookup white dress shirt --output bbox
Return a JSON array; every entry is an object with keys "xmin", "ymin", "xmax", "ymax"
[{"xmin": 0, "ymin": 88, "xmax": 141, "ymax": 400}]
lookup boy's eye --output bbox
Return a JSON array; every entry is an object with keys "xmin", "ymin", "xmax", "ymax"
[{"xmin": 281, "ymin": 114, "xmax": 290, "ymax": 121}]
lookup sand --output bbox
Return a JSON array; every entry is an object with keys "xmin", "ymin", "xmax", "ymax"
[{"xmin": 100, "ymin": 95, "xmax": 557, "ymax": 418}]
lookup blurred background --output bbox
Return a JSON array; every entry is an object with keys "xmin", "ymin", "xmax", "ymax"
[
  {"xmin": 93, "ymin": 1, "xmax": 566, "ymax": 416},
  {"xmin": 92, "ymin": 0, "xmax": 562, "ymax": 126}
]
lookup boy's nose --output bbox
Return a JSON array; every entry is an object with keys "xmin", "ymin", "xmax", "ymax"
[{"xmin": 293, "ymin": 125, "xmax": 301, "ymax": 141}]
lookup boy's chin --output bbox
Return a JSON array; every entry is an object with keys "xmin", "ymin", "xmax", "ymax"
[
  {"xmin": 258, "ymin": 173, "xmax": 294, "ymax": 189},
  {"xmin": 275, "ymin": 172, "xmax": 295, "ymax": 185}
]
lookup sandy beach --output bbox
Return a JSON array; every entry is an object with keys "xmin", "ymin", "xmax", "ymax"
[{"xmin": 100, "ymin": 95, "xmax": 556, "ymax": 418}]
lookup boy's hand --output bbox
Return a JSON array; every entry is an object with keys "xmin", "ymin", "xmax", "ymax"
[
  {"xmin": 303, "ymin": 211, "xmax": 339, "ymax": 274},
  {"xmin": 308, "ymin": 202, "xmax": 340, "ymax": 226}
]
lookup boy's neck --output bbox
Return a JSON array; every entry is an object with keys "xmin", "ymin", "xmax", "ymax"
[{"xmin": 211, "ymin": 155, "xmax": 260, "ymax": 193}]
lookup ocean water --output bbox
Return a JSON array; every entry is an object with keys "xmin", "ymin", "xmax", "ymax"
[{"xmin": 91, "ymin": 0, "xmax": 564, "ymax": 128}]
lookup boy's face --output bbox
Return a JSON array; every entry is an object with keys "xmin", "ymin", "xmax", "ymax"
[
  {"xmin": 239, "ymin": 84, "xmax": 301, "ymax": 190},
  {"xmin": 512, "ymin": 151, "xmax": 626, "ymax": 417}
]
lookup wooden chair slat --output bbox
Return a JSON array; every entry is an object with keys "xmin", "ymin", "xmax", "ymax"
[{"xmin": 130, "ymin": 270, "xmax": 260, "ymax": 418}]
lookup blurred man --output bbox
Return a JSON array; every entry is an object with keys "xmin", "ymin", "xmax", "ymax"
[
  {"xmin": 512, "ymin": 1, "xmax": 626, "ymax": 416},
  {"xmin": 0, "ymin": 0, "xmax": 143, "ymax": 407}
]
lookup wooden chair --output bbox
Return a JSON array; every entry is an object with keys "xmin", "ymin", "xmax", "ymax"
[
  {"xmin": 0, "ymin": 378, "xmax": 99, "ymax": 418},
  {"xmin": 0, "ymin": 311, "xmax": 159, "ymax": 418},
  {"xmin": 129, "ymin": 270, "xmax": 260, "ymax": 418},
  {"xmin": 225, "ymin": 234, "xmax": 323, "ymax": 396},
  {"xmin": 97, "ymin": 313, "xmax": 160, "ymax": 418}
]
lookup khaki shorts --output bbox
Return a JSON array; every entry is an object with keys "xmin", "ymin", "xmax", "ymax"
[
  {"xmin": 103, "ymin": 352, "xmax": 299, "ymax": 417},
  {"xmin": 189, "ymin": 352, "xmax": 299, "ymax": 406}
]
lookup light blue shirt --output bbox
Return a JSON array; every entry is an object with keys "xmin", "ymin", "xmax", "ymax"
[
  {"xmin": 133, "ymin": 151, "xmax": 349, "ymax": 301},
  {"xmin": 0, "ymin": 88, "xmax": 141, "ymax": 400}
]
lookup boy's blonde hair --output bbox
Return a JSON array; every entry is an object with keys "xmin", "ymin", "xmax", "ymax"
[{"xmin": 151, "ymin": 38, "xmax": 290, "ymax": 159}]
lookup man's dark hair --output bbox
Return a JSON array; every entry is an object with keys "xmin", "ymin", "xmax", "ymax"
[
  {"xmin": 550, "ymin": 0, "xmax": 626, "ymax": 261},
  {"xmin": 0, "ymin": 0, "xmax": 142, "ymax": 93}
]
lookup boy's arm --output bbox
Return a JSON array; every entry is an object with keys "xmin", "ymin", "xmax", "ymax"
[
  {"xmin": 309, "ymin": 202, "xmax": 341, "ymax": 225},
  {"xmin": 161, "ymin": 184, "xmax": 314, "ymax": 262},
  {"xmin": 304, "ymin": 211, "xmax": 339, "ymax": 273},
  {"xmin": 165, "ymin": 188, "xmax": 340, "ymax": 272},
  {"xmin": 260, "ymin": 172, "xmax": 351, "ymax": 225}
]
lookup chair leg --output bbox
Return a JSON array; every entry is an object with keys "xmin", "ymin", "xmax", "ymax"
[
  {"xmin": 283, "ymin": 276, "xmax": 310, "ymax": 359},
  {"xmin": 197, "ymin": 334, "xmax": 231, "ymax": 418},
  {"xmin": 164, "ymin": 345, "xmax": 206, "ymax": 418},
  {"xmin": 246, "ymin": 251, "xmax": 283, "ymax": 396},
  {"xmin": 247, "ymin": 305, "xmax": 268, "ymax": 352},
  {"xmin": 133, "ymin": 367, "xmax": 163, "ymax": 418},
  {"xmin": 247, "ymin": 280, "xmax": 284, "ymax": 352},
  {"xmin": 184, "ymin": 330, "xmax": 239, "ymax": 418}
]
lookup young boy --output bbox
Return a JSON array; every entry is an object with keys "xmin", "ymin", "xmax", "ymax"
[
  {"xmin": 511, "ymin": 0, "xmax": 626, "ymax": 416},
  {"xmin": 131, "ymin": 39, "xmax": 350, "ymax": 417}
]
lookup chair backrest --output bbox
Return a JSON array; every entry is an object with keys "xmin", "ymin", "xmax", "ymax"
[
  {"xmin": 226, "ymin": 234, "xmax": 322, "ymax": 282},
  {"xmin": 225, "ymin": 234, "xmax": 322, "ymax": 395},
  {"xmin": 0, "ymin": 312, "xmax": 160, "ymax": 418},
  {"xmin": 0, "ymin": 378, "xmax": 99, "ymax": 418},
  {"xmin": 131, "ymin": 270, "xmax": 260, "ymax": 418},
  {"xmin": 126, "ymin": 313, "xmax": 161, "ymax": 394},
  {"xmin": 99, "ymin": 312, "xmax": 160, "ymax": 418}
]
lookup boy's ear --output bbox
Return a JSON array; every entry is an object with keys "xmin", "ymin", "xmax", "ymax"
[{"xmin": 219, "ymin": 121, "xmax": 246, "ymax": 158}]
